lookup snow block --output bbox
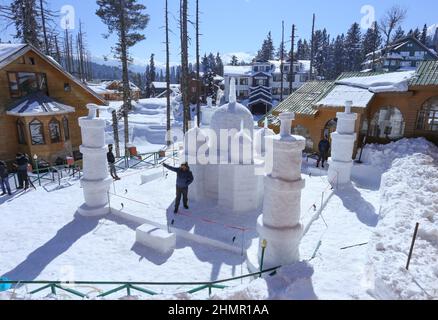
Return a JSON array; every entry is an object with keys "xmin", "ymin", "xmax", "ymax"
[
  {"xmin": 135, "ymin": 224, "xmax": 176, "ymax": 254},
  {"xmin": 140, "ymin": 170, "xmax": 163, "ymax": 185}
]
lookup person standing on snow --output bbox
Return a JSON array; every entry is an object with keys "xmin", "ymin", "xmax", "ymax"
[
  {"xmin": 14, "ymin": 153, "xmax": 29, "ymax": 190},
  {"xmin": 107, "ymin": 144, "xmax": 120, "ymax": 181},
  {"xmin": 163, "ymin": 162, "xmax": 194, "ymax": 214},
  {"xmin": 0, "ymin": 160, "xmax": 12, "ymax": 196},
  {"xmin": 316, "ymin": 136, "xmax": 331, "ymax": 168}
]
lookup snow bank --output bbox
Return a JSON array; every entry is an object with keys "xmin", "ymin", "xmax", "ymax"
[
  {"xmin": 211, "ymin": 262, "xmax": 316, "ymax": 300},
  {"xmin": 360, "ymin": 138, "xmax": 438, "ymax": 171},
  {"xmin": 367, "ymin": 142, "xmax": 438, "ymax": 299},
  {"xmin": 337, "ymin": 71, "xmax": 415, "ymax": 93}
]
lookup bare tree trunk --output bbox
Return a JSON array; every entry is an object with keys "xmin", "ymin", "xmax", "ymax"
[
  {"xmin": 180, "ymin": 0, "xmax": 190, "ymax": 133},
  {"xmin": 54, "ymin": 35, "xmax": 61, "ymax": 64},
  {"xmin": 196, "ymin": 0, "xmax": 201, "ymax": 126},
  {"xmin": 165, "ymin": 0, "xmax": 171, "ymax": 146},
  {"xmin": 112, "ymin": 110, "xmax": 120, "ymax": 158},
  {"xmin": 280, "ymin": 20, "xmax": 284, "ymax": 101},
  {"xmin": 119, "ymin": 0, "xmax": 131, "ymax": 156},
  {"xmin": 309, "ymin": 14, "xmax": 315, "ymax": 81},
  {"xmin": 39, "ymin": 0, "xmax": 49, "ymax": 54}
]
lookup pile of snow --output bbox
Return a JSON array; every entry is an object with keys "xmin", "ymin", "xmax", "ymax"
[
  {"xmin": 360, "ymin": 138, "xmax": 438, "ymax": 171},
  {"xmin": 337, "ymin": 71, "xmax": 416, "ymax": 93},
  {"xmin": 211, "ymin": 262, "xmax": 316, "ymax": 300},
  {"xmin": 367, "ymin": 143, "xmax": 438, "ymax": 299}
]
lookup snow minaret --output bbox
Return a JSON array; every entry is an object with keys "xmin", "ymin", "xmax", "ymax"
[
  {"xmin": 254, "ymin": 112, "xmax": 306, "ymax": 268},
  {"xmin": 327, "ymin": 101, "xmax": 358, "ymax": 186},
  {"xmin": 78, "ymin": 104, "xmax": 112, "ymax": 217}
]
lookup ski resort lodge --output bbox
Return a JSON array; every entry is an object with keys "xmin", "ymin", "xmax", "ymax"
[
  {"xmin": 0, "ymin": 43, "xmax": 107, "ymax": 164},
  {"xmin": 261, "ymin": 61, "xmax": 438, "ymax": 153}
]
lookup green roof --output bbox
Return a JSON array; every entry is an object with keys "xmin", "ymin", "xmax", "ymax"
[
  {"xmin": 336, "ymin": 71, "xmax": 386, "ymax": 80},
  {"xmin": 273, "ymin": 81, "xmax": 334, "ymax": 115},
  {"xmin": 410, "ymin": 61, "xmax": 438, "ymax": 86}
]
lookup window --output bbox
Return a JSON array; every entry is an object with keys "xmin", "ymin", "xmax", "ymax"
[
  {"xmin": 417, "ymin": 97, "xmax": 438, "ymax": 132},
  {"xmin": 63, "ymin": 117, "xmax": 70, "ymax": 141},
  {"xmin": 16, "ymin": 120, "xmax": 26, "ymax": 145},
  {"xmin": 64, "ymin": 83, "xmax": 71, "ymax": 92},
  {"xmin": 29, "ymin": 119, "xmax": 45, "ymax": 145},
  {"xmin": 370, "ymin": 107, "xmax": 405, "ymax": 139},
  {"xmin": 29, "ymin": 57, "xmax": 35, "ymax": 65},
  {"xmin": 238, "ymin": 90, "xmax": 249, "ymax": 98},
  {"xmin": 7, "ymin": 72, "xmax": 48, "ymax": 98},
  {"xmin": 49, "ymin": 118, "xmax": 61, "ymax": 143},
  {"xmin": 283, "ymin": 65, "xmax": 290, "ymax": 73},
  {"xmin": 253, "ymin": 66, "xmax": 259, "ymax": 72},
  {"xmin": 273, "ymin": 74, "xmax": 283, "ymax": 82},
  {"xmin": 239, "ymin": 78, "xmax": 248, "ymax": 86}
]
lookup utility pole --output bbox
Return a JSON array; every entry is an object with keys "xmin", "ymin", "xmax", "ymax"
[
  {"xmin": 280, "ymin": 20, "xmax": 285, "ymax": 101},
  {"xmin": 309, "ymin": 14, "xmax": 316, "ymax": 81},
  {"xmin": 289, "ymin": 24, "xmax": 296, "ymax": 94}
]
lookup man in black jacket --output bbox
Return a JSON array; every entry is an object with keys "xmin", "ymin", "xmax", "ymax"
[
  {"xmin": 316, "ymin": 136, "xmax": 331, "ymax": 168},
  {"xmin": 0, "ymin": 160, "xmax": 12, "ymax": 196},
  {"xmin": 14, "ymin": 153, "xmax": 29, "ymax": 190},
  {"xmin": 163, "ymin": 162, "xmax": 194, "ymax": 214},
  {"xmin": 107, "ymin": 145, "xmax": 120, "ymax": 180}
]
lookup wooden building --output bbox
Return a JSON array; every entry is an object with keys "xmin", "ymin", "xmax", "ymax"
[
  {"xmin": 261, "ymin": 61, "xmax": 438, "ymax": 155},
  {"xmin": 0, "ymin": 43, "xmax": 107, "ymax": 165}
]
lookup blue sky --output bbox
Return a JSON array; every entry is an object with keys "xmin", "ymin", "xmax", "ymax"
[{"xmin": 2, "ymin": 0, "xmax": 438, "ymax": 68}]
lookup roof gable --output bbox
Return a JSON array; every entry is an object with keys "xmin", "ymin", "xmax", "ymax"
[{"xmin": 0, "ymin": 43, "xmax": 107, "ymax": 105}]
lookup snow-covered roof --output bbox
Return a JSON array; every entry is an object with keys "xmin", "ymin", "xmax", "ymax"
[
  {"xmin": 223, "ymin": 65, "xmax": 252, "ymax": 76},
  {"xmin": 7, "ymin": 93, "xmax": 75, "ymax": 117},
  {"xmin": 152, "ymin": 81, "xmax": 180, "ymax": 89},
  {"xmin": 336, "ymin": 70, "xmax": 416, "ymax": 93},
  {"xmin": 316, "ymin": 85, "xmax": 375, "ymax": 108},
  {"xmin": 0, "ymin": 43, "xmax": 27, "ymax": 66}
]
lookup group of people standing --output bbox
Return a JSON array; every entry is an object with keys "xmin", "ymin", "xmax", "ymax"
[{"xmin": 0, "ymin": 153, "xmax": 31, "ymax": 197}]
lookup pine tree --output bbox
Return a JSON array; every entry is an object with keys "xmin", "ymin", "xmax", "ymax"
[
  {"xmin": 9, "ymin": 0, "xmax": 42, "ymax": 47},
  {"xmin": 230, "ymin": 55, "xmax": 239, "ymax": 66},
  {"xmin": 344, "ymin": 23, "xmax": 362, "ymax": 72},
  {"xmin": 256, "ymin": 32, "xmax": 275, "ymax": 61},
  {"xmin": 362, "ymin": 22, "xmax": 382, "ymax": 71},
  {"xmin": 201, "ymin": 54, "xmax": 209, "ymax": 72},
  {"xmin": 391, "ymin": 26, "xmax": 405, "ymax": 43},
  {"xmin": 409, "ymin": 28, "xmax": 421, "ymax": 40},
  {"xmin": 421, "ymin": 24, "xmax": 428, "ymax": 45},
  {"xmin": 296, "ymin": 39, "xmax": 311, "ymax": 60},
  {"xmin": 215, "ymin": 52, "xmax": 224, "ymax": 76},
  {"xmin": 313, "ymin": 29, "xmax": 330, "ymax": 78},
  {"xmin": 96, "ymin": 0, "xmax": 149, "ymax": 156},
  {"xmin": 276, "ymin": 41, "xmax": 287, "ymax": 60},
  {"xmin": 332, "ymin": 34, "xmax": 346, "ymax": 78}
]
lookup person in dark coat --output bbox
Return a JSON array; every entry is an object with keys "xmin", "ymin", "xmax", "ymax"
[
  {"xmin": 316, "ymin": 136, "xmax": 331, "ymax": 168},
  {"xmin": 107, "ymin": 144, "xmax": 120, "ymax": 180},
  {"xmin": 163, "ymin": 162, "xmax": 194, "ymax": 214},
  {"xmin": 0, "ymin": 160, "xmax": 12, "ymax": 196},
  {"xmin": 14, "ymin": 153, "xmax": 29, "ymax": 190}
]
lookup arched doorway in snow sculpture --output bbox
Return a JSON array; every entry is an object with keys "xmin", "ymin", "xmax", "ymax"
[
  {"xmin": 370, "ymin": 107, "xmax": 405, "ymax": 140},
  {"xmin": 416, "ymin": 97, "xmax": 438, "ymax": 132}
]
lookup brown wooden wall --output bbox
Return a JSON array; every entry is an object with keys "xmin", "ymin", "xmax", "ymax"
[
  {"xmin": 0, "ymin": 49, "xmax": 105, "ymax": 162},
  {"xmin": 267, "ymin": 85, "xmax": 438, "ymax": 156}
]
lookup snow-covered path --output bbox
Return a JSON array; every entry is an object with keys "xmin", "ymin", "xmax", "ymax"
[{"xmin": 301, "ymin": 181, "xmax": 380, "ymax": 299}]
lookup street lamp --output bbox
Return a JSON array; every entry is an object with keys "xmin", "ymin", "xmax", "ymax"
[{"xmin": 33, "ymin": 154, "xmax": 40, "ymax": 186}]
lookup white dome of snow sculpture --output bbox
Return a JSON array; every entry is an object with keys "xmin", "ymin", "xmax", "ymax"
[
  {"xmin": 255, "ymin": 119, "xmax": 275, "ymax": 156},
  {"xmin": 184, "ymin": 117, "xmax": 207, "ymax": 163},
  {"xmin": 231, "ymin": 121, "xmax": 254, "ymax": 164},
  {"xmin": 210, "ymin": 78, "xmax": 254, "ymax": 152}
]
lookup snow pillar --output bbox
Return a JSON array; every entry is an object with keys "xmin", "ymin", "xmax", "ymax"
[
  {"xmin": 78, "ymin": 104, "xmax": 112, "ymax": 217},
  {"xmin": 256, "ymin": 112, "xmax": 306, "ymax": 268},
  {"xmin": 328, "ymin": 101, "xmax": 358, "ymax": 186}
]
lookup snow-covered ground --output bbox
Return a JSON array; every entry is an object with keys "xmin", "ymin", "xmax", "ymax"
[{"xmin": 0, "ymin": 95, "xmax": 437, "ymax": 301}]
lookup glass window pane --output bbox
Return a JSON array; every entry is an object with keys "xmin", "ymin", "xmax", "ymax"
[
  {"xmin": 29, "ymin": 120, "xmax": 45, "ymax": 145},
  {"xmin": 370, "ymin": 107, "xmax": 405, "ymax": 139},
  {"xmin": 49, "ymin": 119, "xmax": 61, "ymax": 143}
]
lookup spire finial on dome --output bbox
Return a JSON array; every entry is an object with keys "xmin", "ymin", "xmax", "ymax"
[
  {"xmin": 240, "ymin": 120, "xmax": 244, "ymax": 132},
  {"xmin": 194, "ymin": 115, "xmax": 198, "ymax": 128},
  {"xmin": 264, "ymin": 117, "xmax": 268, "ymax": 129},
  {"xmin": 229, "ymin": 77, "xmax": 237, "ymax": 104}
]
